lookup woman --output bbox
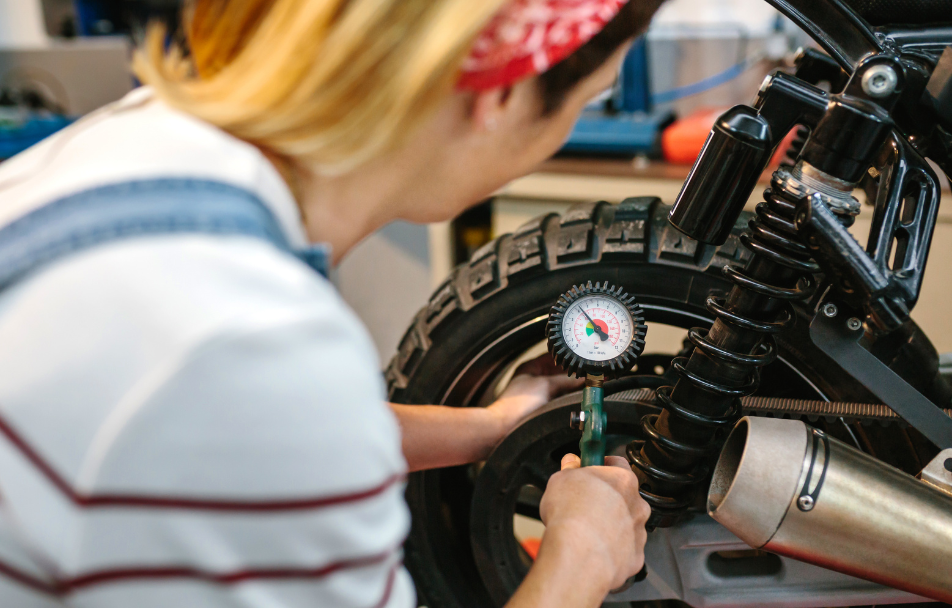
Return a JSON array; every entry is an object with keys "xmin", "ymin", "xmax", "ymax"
[{"xmin": 0, "ymin": 0, "xmax": 660, "ymax": 606}]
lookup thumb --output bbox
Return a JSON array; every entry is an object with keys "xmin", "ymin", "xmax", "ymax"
[
  {"xmin": 561, "ymin": 453, "xmax": 581, "ymax": 470},
  {"xmin": 605, "ymin": 455, "xmax": 632, "ymax": 470}
]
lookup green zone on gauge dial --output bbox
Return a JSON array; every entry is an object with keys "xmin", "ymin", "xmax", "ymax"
[{"xmin": 546, "ymin": 281, "xmax": 647, "ymax": 380}]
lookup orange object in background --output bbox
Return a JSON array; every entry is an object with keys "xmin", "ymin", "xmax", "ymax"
[
  {"xmin": 661, "ymin": 107, "xmax": 799, "ymax": 167},
  {"xmin": 521, "ymin": 537, "xmax": 542, "ymax": 560},
  {"xmin": 661, "ymin": 107, "xmax": 727, "ymax": 165}
]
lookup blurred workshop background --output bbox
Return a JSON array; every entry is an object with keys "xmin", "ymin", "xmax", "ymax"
[{"xmin": 2, "ymin": 0, "xmax": 951, "ymax": 362}]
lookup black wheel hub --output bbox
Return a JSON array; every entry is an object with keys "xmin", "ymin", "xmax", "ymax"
[{"xmin": 469, "ymin": 389, "xmax": 660, "ymax": 605}]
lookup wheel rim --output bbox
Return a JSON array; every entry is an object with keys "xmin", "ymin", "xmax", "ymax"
[{"xmin": 469, "ymin": 394, "xmax": 658, "ymax": 605}]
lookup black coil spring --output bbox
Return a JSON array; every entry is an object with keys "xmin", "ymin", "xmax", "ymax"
[{"xmin": 630, "ymin": 180, "xmax": 820, "ymax": 515}]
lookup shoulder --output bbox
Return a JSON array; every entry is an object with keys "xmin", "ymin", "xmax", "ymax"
[
  {"xmin": 0, "ymin": 234, "xmax": 404, "ymax": 501},
  {"xmin": 0, "ymin": 88, "xmax": 306, "ymax": 247}
]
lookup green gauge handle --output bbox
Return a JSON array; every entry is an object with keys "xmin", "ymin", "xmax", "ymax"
[
  {"xmin": 579, "ymin": 381, "xmax": 607, "ymax": 467},
  {"xmin": 575, "ymin": 375, "xmax": 650, "ymax": 594}
]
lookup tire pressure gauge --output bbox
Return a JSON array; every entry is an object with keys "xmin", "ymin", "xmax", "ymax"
[
  {"xmin": 547, "ymin": 281, "xmax": 647, "ymax": 380},
  {"xmin": 546, "ymin": 281, "xmax": 647, "ymax": 466}
]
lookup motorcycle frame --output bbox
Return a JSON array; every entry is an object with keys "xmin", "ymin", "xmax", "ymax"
[
  {"xmin": 687, "ymin": 0, "xmax": 952, "ymax": 389},
  {"xmin": 766, "ymin": 0, "xmax": 952, "ymax": 310},
  {"xmin": 771, "ymin": 0, "xmax": 952, "ymax": 322}
]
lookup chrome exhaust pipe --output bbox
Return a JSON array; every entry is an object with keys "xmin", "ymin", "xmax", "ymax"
[{"xmin": 708, "ymin": 416, "xmax": 952, "ymax": 603}]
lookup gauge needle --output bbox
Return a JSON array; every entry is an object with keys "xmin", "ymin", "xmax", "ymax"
[{"xmin": 581, "ymin": 309, "xmax": 610, "ymax": 341}]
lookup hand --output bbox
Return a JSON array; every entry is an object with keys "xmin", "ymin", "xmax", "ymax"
[
  {"xmin": 488, "ymin": 355, "xmax": 583, "ymax": 435},
  {"xmin": 537, "ymin": 454, "xmax": 650, "ymax": 592}
]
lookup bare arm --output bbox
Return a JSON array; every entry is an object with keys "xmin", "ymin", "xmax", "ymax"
[
  {"xmin": 389, "ymin": 403, "xmax": 506, "ymax": 471},
  {"xmin": 390, "ymin": 356, "xmax": 581, "ymax": 472}
]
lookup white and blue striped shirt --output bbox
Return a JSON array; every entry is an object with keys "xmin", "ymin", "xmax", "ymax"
[{"xmin": 0, "ymin": 88, "xmax": 414, "ymax": 608}]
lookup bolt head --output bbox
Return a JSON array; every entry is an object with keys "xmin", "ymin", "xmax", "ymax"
[
  {"xmin": 847, "ymin": 317, "xmax": 863, "ymax": 331},
  {"xmin": 822, "ymin": 303, "xmax": 838, "ymax": 318},
  {"xmin": 795, "ymin": 210, "xmax": 811, "ymax": 231},
  {"xmin": 861, "ymin": 65, "xmax": 898, "ymax": 98},
  {"xmin": 798, "ymin": 495, "xmax": 815, "ymax": 511},
  {"xmin": 569, "ymin": 411, "xmax": 586, "ymax": 430}
]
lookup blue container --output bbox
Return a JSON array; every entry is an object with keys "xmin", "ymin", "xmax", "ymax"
[
  {"xmin": 616, "ymin": 37, "xmax": 651, "ymax": 113},
  {"xmin": 562, "ymin": 110, "xmax": 671, "ymax": 155},
  {"xmin": 562, "ymin": 37, "xmax": 672, "ymax": 155},
  {"xmin": 0, "ymin": 115, "xmax": 75, "ymax": 160},
  {"xmin": 74, "ymin": 0, "xmax": 113, "ymax": 36}
]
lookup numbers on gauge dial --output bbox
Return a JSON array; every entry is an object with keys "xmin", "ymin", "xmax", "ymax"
[{"xmin": 561, "ymin": 294, "xmax": 634, "ymax": 362}]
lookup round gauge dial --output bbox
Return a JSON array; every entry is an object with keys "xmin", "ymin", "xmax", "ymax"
[
  {"xmin": 562, "ymin": 294, "xmax": 633, "ymax": 362},
  {"xmin": 547, "ymin": 281, "xmax": 647, "ymax": 379}
]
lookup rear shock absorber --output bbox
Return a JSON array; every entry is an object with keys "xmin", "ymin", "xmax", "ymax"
[
  {"xmin": 629, "ymin": 170, "xmax": 830, "ymax": 525},
  {"xmin": 628, "ymin": 88, "xmax": 877, "ymax": 525}
]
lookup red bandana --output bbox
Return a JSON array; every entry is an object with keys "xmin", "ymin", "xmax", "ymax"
[{"xmin": 458, "ymin": 0, "xmax": 629, "ymax": 91}]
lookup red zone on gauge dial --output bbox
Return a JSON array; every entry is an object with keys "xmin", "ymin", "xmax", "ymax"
[
  {"xmin": 562, "ymin": 296, "xmax": 634, "ymax": 363},
  {"xmin": 573, "ymin": 308, "xmax": 622, "ymax": 345}
]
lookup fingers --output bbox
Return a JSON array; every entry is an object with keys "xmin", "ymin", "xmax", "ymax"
[
  {"xmin": 512, "ymin": 354, "xmax": 555, "ymax": 377},
  {"xmin": 635, "ymin": 494, "xmax": 652, "ymax": 526},
  {"xmin": 559, "ymin": 457, "xmax": 632, "ymax": 485},
  {"xmin": 506, "ymin": 354, "xmax": 583, "ymax": 403},
  {"xmin": 604, "ymin": 455, "xmax": 631, "ymax": 470},
  {"xmin": 585, "ymin": 461, "xmax": 650, "ymax": 525},
  {"xmin": 540, "ymin": 454, "xmax": 580, "ymax": 524},
  {"xmin": 555, "ymin": 455, "xmax": 648, "ymax": 523},
  {"xmin": 561, "ymin": 453, "xmax": 581, "ymax": 470}
]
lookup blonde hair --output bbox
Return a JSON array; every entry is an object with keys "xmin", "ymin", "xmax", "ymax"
[{"xmin": 133, "ymin": 0, "xmax": 507, "ymax": 174}]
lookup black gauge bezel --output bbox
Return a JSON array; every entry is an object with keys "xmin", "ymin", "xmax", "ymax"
[{"xmin": 546, "ymin": 281, "xmax": 648, "ymax": 380}]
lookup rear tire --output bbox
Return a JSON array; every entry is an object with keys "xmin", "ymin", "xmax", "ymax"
[{"xmin": 385, "ymin": 198, "xmax": 871, "ymax": 608}]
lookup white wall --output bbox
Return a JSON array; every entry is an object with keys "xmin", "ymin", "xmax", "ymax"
[
  {"xmin": 0, "ymin": 0, "xmax": 49, "ymax": 48},
  {"xmin": 335, "ymin": 222, "xmax": 434, "ymax": 365}
]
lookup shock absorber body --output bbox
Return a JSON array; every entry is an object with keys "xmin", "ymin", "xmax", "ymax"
[
  {"xmin": 630, "ymin": 174, "xmax": 827, "ymax": 524},
  {"xmin": 630, "ymin": 58, "xmax": 901, "ymax": 527}
]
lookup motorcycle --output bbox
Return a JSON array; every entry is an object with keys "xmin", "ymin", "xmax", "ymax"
[{"xmin": 386, "ymin": 1, "xmax": 952, "ymax": 606}]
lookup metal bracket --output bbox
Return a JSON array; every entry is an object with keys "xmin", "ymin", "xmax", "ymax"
[
  {"xmin": 796, "ymin": 134, "xmax": 941, "ymax": 330},
  {"xmin": 919, "ymin": 448, "xmax": 952, "ymax": 497},
  {"xmin": 796, "ymin": 429, "xmax": 831, "ymax": 511},
  {"xmin": 809, "ymin": 304, "xmax": 952, "ymax": 449}
]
